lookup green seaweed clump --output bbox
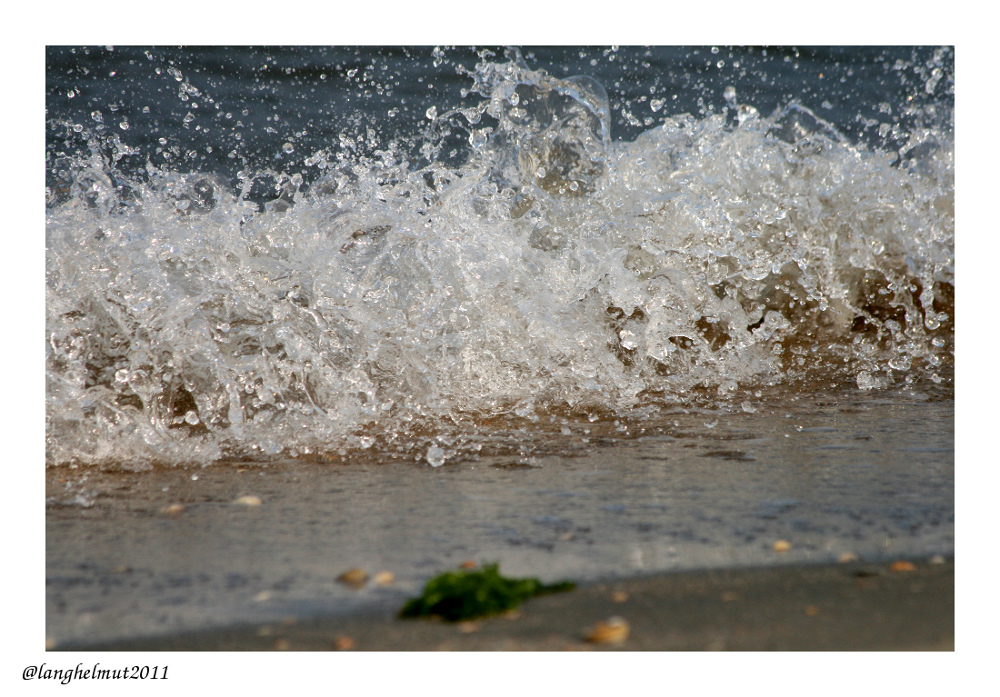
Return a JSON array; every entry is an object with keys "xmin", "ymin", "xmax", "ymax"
[{"xmin": 399, "ymin": 563, "xmax": 576, "ymax": 622}]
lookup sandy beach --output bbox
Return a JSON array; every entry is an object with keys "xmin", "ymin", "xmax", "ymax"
[
  {"xmin": 62, "ymin": 558, "xmax": 952, "ymax": 652},
  {"xmin": 42, "ymin": 45, "xmax": 956, "ymax": 658},
  {"xmin": 46, "ymin": 383, "xmax": 953, "ymax": 651}
]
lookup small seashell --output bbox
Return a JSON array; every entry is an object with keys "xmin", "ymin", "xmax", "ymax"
[
  {"xmin": 585, "ymin": 616, "xmax": 630, "ymax": 644},
  {"xmin": 233, "ymin": 495, "xmax": 262, "ymax": 506},
  {"xmin": 889, "ymin": 560, "xmax": 916, "ymax": 573},
  {"xmin": 773, "ymin": 539, "xmax": 791, "ymax": 553},
  {"xmin": 337, "ymin": 568, "xmax": 368, "ymax": 588},
  {"xmin": 161, "ymin": 503, "xmax": 185, "ymax": 515}
]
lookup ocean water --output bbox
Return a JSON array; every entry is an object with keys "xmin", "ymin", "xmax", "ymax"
[{"xmin": 45, "ymin": 46, "xmax": 954, "ymax": 468}]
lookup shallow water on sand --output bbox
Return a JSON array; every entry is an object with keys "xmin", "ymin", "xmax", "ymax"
[{"xmin": 46, "ymin": 381, "xmax": 952, "ymax": 646}]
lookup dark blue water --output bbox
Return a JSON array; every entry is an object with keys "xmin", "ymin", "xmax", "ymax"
[{"xmin": 46, "ymin": 46, "xmax": 952, "ymax": 195}]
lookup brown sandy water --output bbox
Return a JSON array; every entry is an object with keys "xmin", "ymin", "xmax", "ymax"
[{"xmin": 45, "ymin": 381, "xmax": 952, "ymax": 648}]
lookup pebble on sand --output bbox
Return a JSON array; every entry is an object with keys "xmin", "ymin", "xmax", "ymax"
[
  {"xmin": 373, "ymin": 571, "xmax": 395, "ymax": 586},
  {"xmin": 773, "ymin": 540, "xmax": 792, "ymax": 553},
  {"xmin": 337, "ymin": 568, "xmax": 369, "ymax": 589},
  {"xmin": 837, "ymin": 552, "xmax": 858, "ymax": 563},
  {"xmin": 889, "ymin": 560, "xmax": 916, "ymax": 573},
  {"xmin": 333, "ymin": 636, "xmax": 355, "ymax": 650},
  {"xmin": 611, "ymin": 590, "xmax": 628, "ymax": 603},
  {"xmin": 160, "ymin": 503, "xmax": 185, "ymax": 515},
  {"xmin": 233, "ymin": 495, "xmax": 262, "ymax": 506},
  {"xmin": 460, "ymin": 560, "xmax": 477, "ymax": 569},
  {"xmin": 585, "ymin": 616, "xmax": 630, "ymax": 644}
]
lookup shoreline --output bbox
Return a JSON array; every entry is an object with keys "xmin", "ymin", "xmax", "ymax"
[
  {"xmin": 56, "ymin": 557, "xmax": 953, "ymax": 651},
  {"xmin": 46, "ymin": 386, "xmax": 952, "ymax": 650}
]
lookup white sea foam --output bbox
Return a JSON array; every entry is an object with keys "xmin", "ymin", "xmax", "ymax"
[{"xmin": 45, "ymin": 50, "xmax": 953, "ymax": 467}]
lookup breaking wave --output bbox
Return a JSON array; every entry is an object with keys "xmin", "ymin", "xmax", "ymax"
[{"xmin": 45, "ymin": 48, "xmax": 954, "ymax": 467}]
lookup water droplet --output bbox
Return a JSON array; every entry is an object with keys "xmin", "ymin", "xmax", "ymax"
[
  {"xmin": 469, "ymin": 128, "xmax": 491, "ymax": 148},
  {"xmin": 888, "ymin": 355, "xmax": 911, "ymax": 371},
  {"xmin": 282, "ymin": 142, "xmax": 294, "ymax": 153},
  {"xmin": 426, "ymin": 445, "xmax": 447, "ymax": 467}
]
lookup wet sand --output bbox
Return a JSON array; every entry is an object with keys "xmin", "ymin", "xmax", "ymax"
[
  {"xmin": 67, "ymin": 558, "xmax": 953, "ymax": 651},
  {"xmin": 46, "ymin": 383, "xmax": 953, "ymax": 650}
]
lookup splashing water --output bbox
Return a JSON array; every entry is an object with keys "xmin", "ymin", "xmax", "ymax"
[{"xmin": 46, "ymin": 47, "xmax": 953, "ymax": 468}]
